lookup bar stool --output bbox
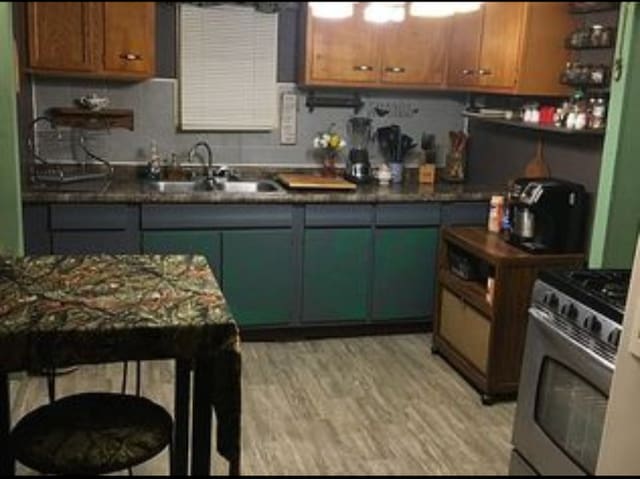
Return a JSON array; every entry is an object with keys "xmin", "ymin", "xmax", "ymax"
[{"xmin": 10, "ymin": 362, "xmax": 173, "ymax": 475}]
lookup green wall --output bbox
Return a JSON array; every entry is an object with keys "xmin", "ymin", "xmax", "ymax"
[
  {"xmin": 590, "ymin": 2, "xmax": 640, "ymax": 268},
  {"xmin": 0, "ymin": 2, "xmax": 23, "ymax": 257}
]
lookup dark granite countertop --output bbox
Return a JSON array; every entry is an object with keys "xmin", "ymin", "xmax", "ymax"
[{"xmin": 23, "ymin": 169, "xmax": 504, "ymax": 204}]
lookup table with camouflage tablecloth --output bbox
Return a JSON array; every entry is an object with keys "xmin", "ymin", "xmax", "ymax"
[{"xmin": 0, "ymin": 254, "xmax": 241, "ymax": 475}]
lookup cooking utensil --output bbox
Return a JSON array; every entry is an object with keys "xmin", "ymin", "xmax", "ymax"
[{"xmin": 524, "ymin": 139, "xmax": 550, "ymax": 178}]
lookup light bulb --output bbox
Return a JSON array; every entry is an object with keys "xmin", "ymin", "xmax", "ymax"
[
  {"xmin": 309, "ymin": 2, "xmax": 355, "ymax": 20},
  {"xmin": 455, "ymin": 2, "xmax": 483, "ymax": 13},
  {"xmin": 409, "ymin": 2, "xmax": 457, "ymax": 17},
  {"xmin": 364, "ymin": 3, "xmax": 406, "ymax": 24}
]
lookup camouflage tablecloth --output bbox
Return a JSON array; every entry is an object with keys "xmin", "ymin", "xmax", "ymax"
[{"xmin": 0, "ymin": 254, "xmax": 241, "ymax": 467}]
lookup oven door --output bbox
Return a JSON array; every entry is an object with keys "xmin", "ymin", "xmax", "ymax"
[{"xmin": 512, "ymin": 306, "xmax": 612, "ymax": 476}]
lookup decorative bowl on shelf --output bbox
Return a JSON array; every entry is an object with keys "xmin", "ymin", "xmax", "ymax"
[{"xmin": 76, "ymin": 94, "xmax": 110, "ymax": 111}]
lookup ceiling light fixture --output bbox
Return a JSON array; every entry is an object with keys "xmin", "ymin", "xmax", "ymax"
[
  {"xmin": 364, "ymin": 2, "xmax": 406, "ymax": 24},
  {"xmin": 409, "ymin": 2, "xmax": 482, "ymax": 18},
  {"xmin": 454, "ymin": 2, "xmax": 483, "ymax": 14},
  {"xmin": 309, "ymin": 2, "xmax": 356, "ymax": 20}
]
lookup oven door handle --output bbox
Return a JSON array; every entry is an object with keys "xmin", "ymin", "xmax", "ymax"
[{"xmin": 529, "ymin": 306, "xmax": 615, "ymax": 372}]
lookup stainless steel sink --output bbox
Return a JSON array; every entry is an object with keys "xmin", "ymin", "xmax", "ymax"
[
  {"xmin": 215, "ymin": 180, "xmax": 284, "ymax": 193},
  {"xmin": 145, "ymin": 178, "xmax": 284, "ymax": 194},
  {"xmin": 145, "ymin": 180, "xmax": 211, "ymax": 193}
]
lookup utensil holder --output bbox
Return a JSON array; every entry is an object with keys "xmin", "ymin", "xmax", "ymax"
[{"xmin": 442, "ymin": 151, "xmax": 466, "ymax": 183}]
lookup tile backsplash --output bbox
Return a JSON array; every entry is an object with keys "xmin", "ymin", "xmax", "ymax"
[{"xmin": 32, "ymin": 77, "xmax": 466, "ymax": 168}]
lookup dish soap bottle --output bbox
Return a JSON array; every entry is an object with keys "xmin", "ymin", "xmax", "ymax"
[{"xmin": 147, "ymin": 140, "xmax": 161, "ymax": 180}]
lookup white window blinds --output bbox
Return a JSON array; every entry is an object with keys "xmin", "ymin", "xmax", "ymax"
[{"xmin": 179, "ymin": 5, "xmax": 278, "ymax": 131}]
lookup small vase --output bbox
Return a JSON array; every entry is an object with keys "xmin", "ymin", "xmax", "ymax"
[{"xmin": 322, "ymin": 152, "xmax": 337, "ymax": 178}]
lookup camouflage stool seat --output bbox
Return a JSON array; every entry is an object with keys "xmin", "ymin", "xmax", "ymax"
[{"xmin": 11, "ymin": 392, "xmax": 173, "ymax": 475}]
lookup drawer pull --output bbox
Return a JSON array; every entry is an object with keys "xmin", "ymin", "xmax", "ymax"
[
  {"xmin": 462, "ymin": 69, "xmax": 475, "ymax": 75},
  {"xmin": 120, "ymin": 53, "xmax": 142, "ymax": 61},
  {"xmin": 353, "ymin": 64, "xmax": 374, "ymax": 71},
  {"xmin": 385, "ymin": 66, "xmax": 406, "ymax": 73},
  {"xmin": 478, "ymin": 68, "xmax": 492, "ymax": 75}
]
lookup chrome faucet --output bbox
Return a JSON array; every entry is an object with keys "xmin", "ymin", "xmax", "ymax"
[{"xmin": 188, "ymin": 141, "xmax": 214, "ymax": 179}]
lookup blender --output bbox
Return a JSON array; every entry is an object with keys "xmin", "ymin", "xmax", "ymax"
[{"xmin": 345, "ymin": 117, "xmax": 373, "ymax": 184}]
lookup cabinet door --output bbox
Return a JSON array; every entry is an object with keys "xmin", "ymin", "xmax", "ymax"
[
  {"xmin": 446, "ymin": 8, "xmax": 483, "ymax": 87},
  {"xmin": 305, "ymin": 4, "xmax": 380, "ymax": 84},
  {"xmin": 380, "ymin": 17, "xmax": 449, "ymax": 86},
  {"xmin": 103, "ymin": 2, "xmax": 155, "ymax": 76},
  {"xmin": 439, "ymin": 288, "xmax": 490, "ymax": 373},
  {"xmin": 372, "ymin": 228, "xmax": 438, "ymax": 320},
  {"xmin": 303, "ymin": 228, "xmax": 371, "ymax": 322},
  {"xmin": 222, "ymin": 230, "xmax": 293, "ymax": 327},
  {"xmin": 477, "ymin": 2, "xmax": 525, "ymax": 89},
  {"xmin": 27, "ymin": 2, "xmax": 100, "ymax": 72},
  {"xmin": 142, "ymin": 231, "xmax": 221, "ymax": 281}
]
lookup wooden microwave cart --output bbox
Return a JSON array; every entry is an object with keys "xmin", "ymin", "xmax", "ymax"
[{"xmin": 432, "ymin": 227, "xmax": 584, "ymax": 405}]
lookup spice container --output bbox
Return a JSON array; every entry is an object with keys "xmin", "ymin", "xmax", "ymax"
[{"xmin": 488, "ymin": 195, "xmax": 505, "ymax": 233}]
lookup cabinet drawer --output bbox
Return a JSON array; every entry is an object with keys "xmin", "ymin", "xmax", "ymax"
[
  {"xmin": 50, "ymin": 204, "xmax": 133, "ymax": 230},
  {"xmin": 305, "ymin": 205, "xmax": 373, "ymax": 227},
  {"xmin": 441, "ymin": 202, "xmax": 489, "ymax": 226},
  {"xmin": 52, "ymin": 231, "xmax": 138, "ymax": 254},
  {"xmin": 376, "ymin": 204, "xmax": 440, "ymax": 226},
  {"xmin": 142, "ymin": 205, "xmax": 293, "ymax": 229},
  {"xmin": 439, "ymin": 288, "xmax": 490, "ymax": 373}
]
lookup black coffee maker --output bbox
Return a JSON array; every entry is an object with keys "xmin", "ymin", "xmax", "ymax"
[{"xmin": 507, "ymin": 178, "xmax": 588, "ymax": 254}]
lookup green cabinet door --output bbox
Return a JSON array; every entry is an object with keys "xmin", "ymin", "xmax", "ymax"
[
  {"xmin": 222, "ymin": 229, "xmax": 293, "ymax": 326},
  {"xmin": 372, "ymin": 228, "xmax": 438, "ymax": 320},
  {"xmin": 142, "ymin": 231, "xmax": 222, "ymax": 281},
  {"xmin": 303, "ymin": 228, "xmax": 371, "ymax": 322}
]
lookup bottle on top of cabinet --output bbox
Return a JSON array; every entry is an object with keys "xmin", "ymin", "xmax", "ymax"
[{"xmin": 488, "ymin": 195, "xmax": 505, "ymax": 234}]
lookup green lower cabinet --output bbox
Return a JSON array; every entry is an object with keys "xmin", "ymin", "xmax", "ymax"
[
  {"xmin": 372, "ymin": 227, "xmax": 438, "ymax": 320},
  {"xmin": 222, "ymin": 229, "xmax": 293, "ymax": 327},
  {"xmin": 303, "ymin": 228, "xmax": 371, "ymax": 322},
  {"xmin": 142, "ymin": 230, "xmax": 221, "ymax": 280}
]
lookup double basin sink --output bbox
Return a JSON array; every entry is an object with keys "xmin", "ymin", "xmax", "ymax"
[{"xmin": 146, "ymin": 178, "xmax": 284, "ymax": 194}]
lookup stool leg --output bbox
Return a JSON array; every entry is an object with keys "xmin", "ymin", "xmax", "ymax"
[{"xmin": 0, "ymin": 373, "xmax": 15, "ymax": 476}]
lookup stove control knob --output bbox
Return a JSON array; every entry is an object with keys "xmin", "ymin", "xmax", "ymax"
[
  {"xmin": 567, "ymin": 304, "xmax": 579, "ymax": 321},
  {"xmin": 608, "ymin": 329, "xmax": 622, "ymax": 348},
  {"xmin": 548, "ymin": 294, "xmax": 559, "ymax": 310},
  {"xmin": 583, "ymin": 315, "xmax": 601, "ymax": 333}
]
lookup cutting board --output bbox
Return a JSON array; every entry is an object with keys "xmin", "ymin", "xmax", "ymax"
[
  {"xmin": 524, "ymin": 139, "xmax": 550, "ymax": 178},
  {"xmin": 277, "ymin": 173, "xmax": 357, "ymax": 190}
]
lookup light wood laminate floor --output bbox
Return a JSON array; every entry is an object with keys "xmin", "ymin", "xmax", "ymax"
[{"xmin": 10, "ymin": 334, "xmax": 515, "ymax": 475}]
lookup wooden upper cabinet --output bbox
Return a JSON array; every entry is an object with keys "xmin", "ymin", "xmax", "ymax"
[
  {"xmin": 103, "ymin": 2, "xmax": 155, "ymax": 76},
  {"xmin": 26, "ymin": 2, "xmax": 155, "ymax": 80},
  {"xmin": 446, "ymin": 9, "xmax": 483, "ymax": 87},
  {"xmin": 447, "ymin": 2, "xmax": 574, "ymax": 96},
  {"xmin": 27, "ymin": 2, "xmax": 100, "ymax": 72},
  {"xmin": 305, "ymin": 4, "xmax": 380, "ymax": 85},
  {"xmin": 380, "ymin": 16, "xmax": 450, "ymax": 86},
  {"xmin": 476, "ymin": 2, "xmax": 525, "ymax": 89}
]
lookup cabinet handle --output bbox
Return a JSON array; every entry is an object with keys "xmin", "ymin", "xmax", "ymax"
[
  {"xmin": 353, "ymin": 65, "xmax": 373, "ymax": 71},
  {"xmin": 478, "ymin": 68, "xmax": 492, "ymax": 75},
  {"xmin": 120, "ymin": 53, "xmax": 143, "ymax": 61},
  {"xmin": 462, "ymin": 69, "xmax": 475, "ymax": 76},
  {"xmin": 385, "ymin": 66, "xmax": 406, "ymax": 73}
]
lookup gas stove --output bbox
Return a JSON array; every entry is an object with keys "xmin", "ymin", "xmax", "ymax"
[{"xmin": 532, "ymin": 269, "xmax": 631, "ymax": 357}]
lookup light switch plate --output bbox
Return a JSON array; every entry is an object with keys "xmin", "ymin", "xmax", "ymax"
[{"xmin": 280, "ymin": 92, "xmax": 297, "ymax": 145}]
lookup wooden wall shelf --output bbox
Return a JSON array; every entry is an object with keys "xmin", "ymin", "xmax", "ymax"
[
  {"xmin": 49, "ymin": 108, "xmax": 134, "ymax": 130},
  {"xmin": 463, "ymin": 111, "xmax": 606, "ymax": 136}
]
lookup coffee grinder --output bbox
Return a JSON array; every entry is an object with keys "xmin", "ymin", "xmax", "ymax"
[{"xmin": 345, "ymin": 117, "xmax": 373, "ymax": 184}]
